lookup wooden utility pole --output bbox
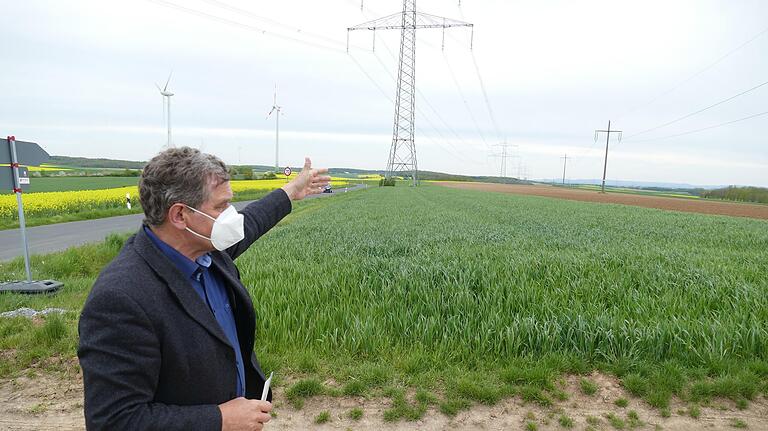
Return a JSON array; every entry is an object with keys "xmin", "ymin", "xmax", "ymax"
[
  {"xmin": 560, "ymin": 154, "xmax": 570, "ymax": 185},
  {"xmin": 594, "ymin": 121, "xmax": 622, "ymax": 193}
]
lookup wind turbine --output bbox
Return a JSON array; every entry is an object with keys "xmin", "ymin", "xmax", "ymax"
[
  {"xmin": 266, "ymin": 85, "xmax": 282, "ymax": 172},
  {"xmin": 156, "ymin": 73, "xmax": 174, "ymax": 148}
]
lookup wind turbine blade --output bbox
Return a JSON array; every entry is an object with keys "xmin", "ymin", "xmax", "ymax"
[
  {"xmin": 163, "ymin": 71, "xmax": 173, "ymax": 92},
  {"xmin": 155, "ymin": 83, "xmax": 162, "ymax": 92}
]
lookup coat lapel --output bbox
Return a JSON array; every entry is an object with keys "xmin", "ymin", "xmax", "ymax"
[
  {"xmin": 133, "ymin": 228, "xmax": 233, "ymax": 349},
  {"xmin": 210, "ymin": 253, "xmax": 255, "ymax": 339},
  {"xmin": 210, "ymin": 253, "xmax": 267, "ymax": 381}
]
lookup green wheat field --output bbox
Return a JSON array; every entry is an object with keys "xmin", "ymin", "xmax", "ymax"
[{"xmin": 1, "ymin": 184, "xmax": 766, "ymax": 418}]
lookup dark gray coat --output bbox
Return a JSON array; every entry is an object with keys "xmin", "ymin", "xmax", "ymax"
[{"xmin": 78, "ymin": 189, "xmax": 292, "ymax": 431}]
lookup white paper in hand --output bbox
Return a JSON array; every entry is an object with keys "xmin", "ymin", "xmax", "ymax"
[{"xmin": 261, "ymin": 372, "xmax": 273, "ymax": 401}]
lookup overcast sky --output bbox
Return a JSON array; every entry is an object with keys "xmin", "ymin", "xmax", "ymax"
[{"xmin": 1, "ymin": 0, "xmax": 766, "ymax": 186}]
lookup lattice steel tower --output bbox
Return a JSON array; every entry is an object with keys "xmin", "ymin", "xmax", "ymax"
[{"xmin": 348, "ymin": 1, "xmax": 473, "ymax": 186}]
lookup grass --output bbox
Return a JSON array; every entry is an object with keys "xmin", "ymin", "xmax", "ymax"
[
  {"xmin": 26, "ymin": 402, "xmax": 48, "ymax": 414},
  {"xmin": 1, "ymin": 185, "xmax": 767, "ymax": 419},
  {"xmin": 348, "ymin": 407, "xmax": 363, "ymax": 420},
  {"xmin": 605, "ymin": 412, "xmax": 626, "ymax": 429},
  {"xmin": 688, "ymin": 404, "xmax": 701, "ymax": 419},
  {"xmin": 558, "ymin": 414, "xmax": 574, "ymax": 428},
  {"xmin": 520, "ymin": 385, "xmax": 553, "ymax": 406},
  {"xmin": 731, "ymin": 418, "xmax": 748, "ymax": 428},
  {"xmin": 285, "ymin": 379, "xmax": 324, "ymax": 408},
  {"xmin": 381, "ymin": 388, "xmax": 428, "ymax": 421},
  {"xmin": 438, "ymin": 398, "xmax": 470, "ymax": 416},
  {"xmin": 25, "ymin": 176, "xmax": 141, "ymax": 193},
  {"xmin": 615, "ymin": 397, "xmax": 628, "ymax": 408},
  {"xmin": 580, "ymin": 378, "xmax": 598, "ymax": 395},
  {"xmin": 314, "ymin": 410, "xmax": 330, "ymax": 424}
]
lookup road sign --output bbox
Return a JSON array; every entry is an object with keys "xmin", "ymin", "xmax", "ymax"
[
  {"xmin": 284, "ymin": 167, "xmax": 292, "ymax": 177},
  {"xmin": 0, "ymin": 139, "xmax": 49, "ymax": 166},
  {"xmin": 0, "ymin": 136, "xmax": 62, "ymax": 294},
  {"xmin": 0, "ymin": 166, "xmax": 29, "ymax": 191}
]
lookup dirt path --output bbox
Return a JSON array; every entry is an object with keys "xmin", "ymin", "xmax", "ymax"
[
  {"xmin": 1, "ymin": 371, "xmax": 766, "ymax": 430},
  {"xmin": 435, "ymin": 182, "xmax": 768, "ymax": 220}
]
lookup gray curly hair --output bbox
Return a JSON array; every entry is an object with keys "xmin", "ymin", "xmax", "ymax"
[{"xmin": 139, "ymin": 147, "xmax": 230, "ymax": 226}]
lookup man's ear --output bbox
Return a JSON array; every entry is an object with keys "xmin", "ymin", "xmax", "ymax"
[{"xmin": 166, "ymin": 203, "xmax": 189, "ymax": 231}]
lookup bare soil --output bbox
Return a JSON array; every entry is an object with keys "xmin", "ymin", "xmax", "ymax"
[
  {"xmin": 435, "ymin": 182, "xmax": 768, "ymax": 220},
  {"xmin": 1, "ymin": 370, "xmax": 766, "ymax": 430}
]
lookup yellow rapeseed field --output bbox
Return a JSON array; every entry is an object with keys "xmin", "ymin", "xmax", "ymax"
[{"xmin": 0, "ymin": 177, "xmax": 351, "ymax": 220}]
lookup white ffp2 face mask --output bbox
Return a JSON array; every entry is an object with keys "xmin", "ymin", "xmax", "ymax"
[{"xmin": 185, "ymin": 204, "xmax": 245, "ymax": 251}]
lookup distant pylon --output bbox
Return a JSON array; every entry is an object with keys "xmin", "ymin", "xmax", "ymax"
[
  {"xmin": 560, "ymin": 153, "xmax": 570, "ymax": 185},
  {"xmin": 491, "ymin": 142, "xmax": 517, "ymax": 178},
  {"xmin": 348, "ymin": 0, "xmax": 473, "ymax": 186}
]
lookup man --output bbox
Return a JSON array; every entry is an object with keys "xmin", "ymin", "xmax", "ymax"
[{"xmin": 78, "ymin": 147, "xmax": 330, "ymax": 430}]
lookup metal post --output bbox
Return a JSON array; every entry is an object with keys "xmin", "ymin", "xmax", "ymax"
[
  {"xmin": 601, "ymin": 121, "xmax": 610, "ymax": 193},
  {"xmin": 8, "ymin": 137, "xmax": 32, "ymax": 282},
  {"xmin": 275, "ymin": 107, "xmax": 280, "ymax": 172},
  {"xmin": 167, "ymin": 96, "xmax": 172, "ymax": 148}
]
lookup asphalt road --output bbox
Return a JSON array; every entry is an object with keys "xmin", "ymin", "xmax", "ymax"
[{"xmin": 0, "ymin": 184, "xmax": 366, "ymax": 262}]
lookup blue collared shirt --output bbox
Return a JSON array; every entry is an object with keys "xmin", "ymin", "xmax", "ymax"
[{"xmin": 144, "ymin": 226, "xmax": 245, "ymax": 397}]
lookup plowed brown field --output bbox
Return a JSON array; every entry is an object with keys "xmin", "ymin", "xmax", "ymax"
[{"xmin": 436, "ymin": 182, "xmax": 768, "ymax": 220}]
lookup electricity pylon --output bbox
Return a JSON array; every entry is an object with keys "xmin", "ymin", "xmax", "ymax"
[
  {"xmin": 491, "ymin": 142, "xmax": 517, "ymax": 178},
  {"xmin": 348, "ymin": 0, "xmax": 473, "ymax": 186}
]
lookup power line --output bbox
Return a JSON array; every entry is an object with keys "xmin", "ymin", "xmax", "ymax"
[
  {"xmin": 349, "ymin": 53, "xmax": 485, "ymax": 167},
  {"xmin": 369, "ymin": 50, "xmax": 485, "ymax": 165},
  {"xmin": 145, "ymin": 0, "xmax": 348, "ymax": 53},
  {"xmin": 439, "ymin": 31, "xmax": 503, "ymax": 149},
  {"xmin": 625, "ymin": 78, "xmax": 768, "ymax": 139},
  {"xmin": 615, "ymin": 24, "xmax": 768, "ymax": 121},
  {"xmin": 372, "ymin": 30, "xmax": 488, "ymax": 159},
  {"xmin": 442, "ymin": 27, "xmax": 503, "ymax": 144},
  {"xmin": 470, "ymin": 51, "xmax": 503, "ymax": 142},
  {"xmin": 624, "ymin": 110, "xmax": 768, "ymax": 144},
  {"xmin": 442, "ymin": 52, "xmax": 489, "ymax": 147},
  {"xmin": 347, "ymin": 55, "xmax": 395, "ymax": 104},
  {"xmin": 198, "ymin": 0, "xmax": 351, "ymax": 49}
]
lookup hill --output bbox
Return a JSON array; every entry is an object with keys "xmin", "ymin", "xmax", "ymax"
[{"xmin": 50, "ymin": 156, "xmax": 529, "ymax": 184}]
